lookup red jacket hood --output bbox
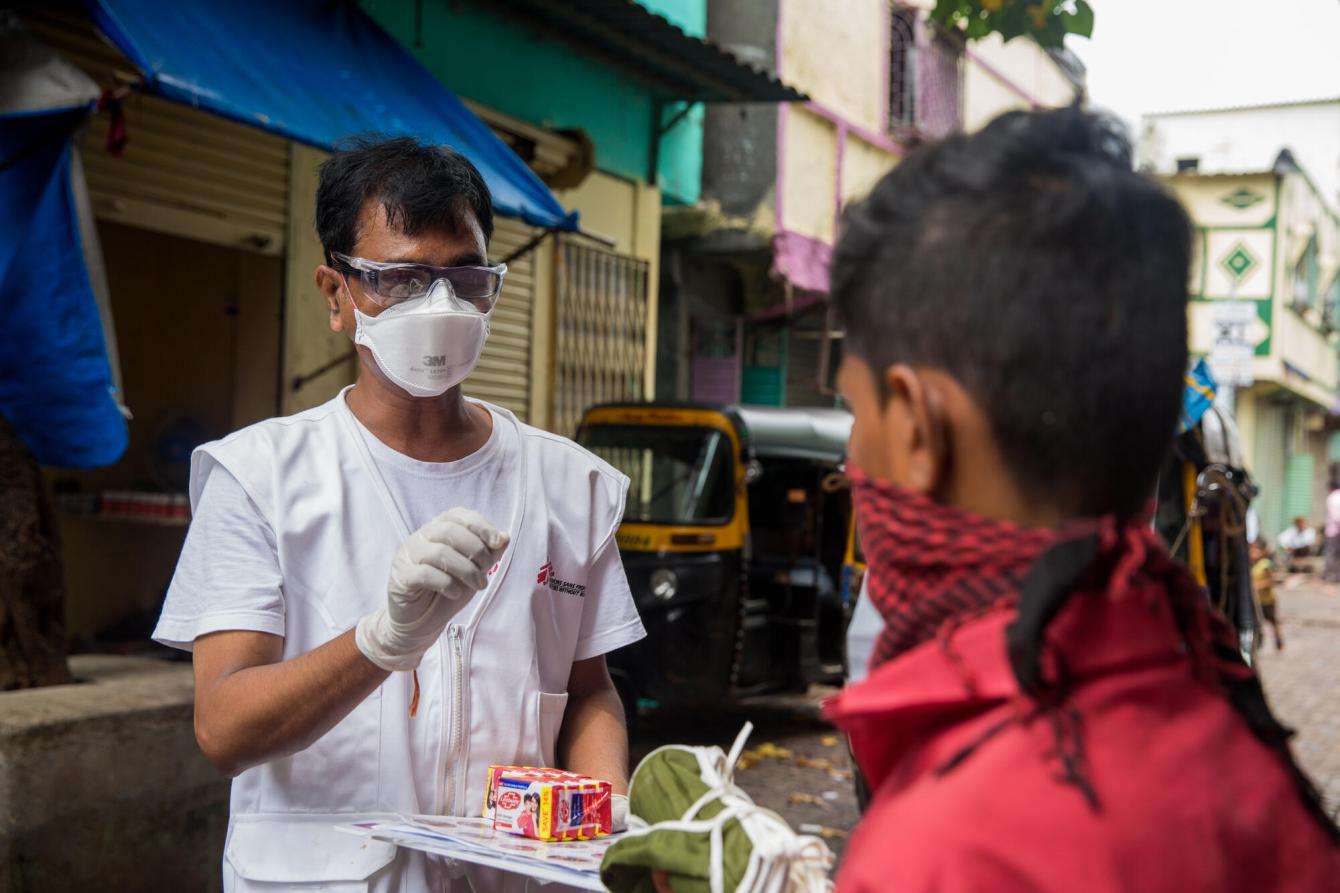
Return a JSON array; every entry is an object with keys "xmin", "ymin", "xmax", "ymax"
[
  {"xmin": 828, "ymin": 571, "xmax": 1192, "ymax": 793},
  {"xmin": 826, "ymin": 571, "xmax": 1339, "ymax": 892}
]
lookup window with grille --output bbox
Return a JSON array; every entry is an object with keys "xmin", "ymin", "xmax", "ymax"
[
  {"xmin": 889, "ymin": 6, "xmax": 962, "ymax": 138},
  {"xmin": 919, "ymin": 29, "xmax": 964, "ymax": 138},
  {"xmin": 889, "ymin": 6, "xmax": 918, "ymax": 131},
  {"xmin": 1292, "ymin": 236, "xmax": 1318, "ymax": 310},
  {"xmin": 552, "ymin": 239, "xmax": 651, "ymax": 436}
]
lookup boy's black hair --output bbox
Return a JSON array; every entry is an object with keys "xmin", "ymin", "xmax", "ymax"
[
  {"xmin": 315, "ymin": 135, "xmax": 494, "ymax": 262},
  {"xmin": 832, "ymin": 104, "xmax": 1191, "ymax": 518}
]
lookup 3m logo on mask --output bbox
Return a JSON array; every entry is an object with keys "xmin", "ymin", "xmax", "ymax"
[
  {"xmin": 537, "ymin": 561, "xmax": 585, "ymax": 598},
  {"xmin": 422, "ymin": 355, "xmax": 447, "ymax": 368}
]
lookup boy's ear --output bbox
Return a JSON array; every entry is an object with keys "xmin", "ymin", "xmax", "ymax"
[{"xmin": 883, "ymin": 365, "xmax": 953, "ymax": 497}]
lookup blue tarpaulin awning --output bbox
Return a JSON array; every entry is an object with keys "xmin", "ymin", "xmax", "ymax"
[
  {"xmin": 1, "ymin": 18, "xmax": 127, "ymax": 467},
  {"xmin": 85, "ymin": 0, "xmax": 578, "ymax": 231}
]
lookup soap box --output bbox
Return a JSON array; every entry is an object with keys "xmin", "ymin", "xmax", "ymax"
[
  {"xmin": 483, "ymin": 765, "xmax": 587, "ymax": 820},
  {"xmin": 483, "ymin": 766, "xmax": 612, "ymax": 841}
]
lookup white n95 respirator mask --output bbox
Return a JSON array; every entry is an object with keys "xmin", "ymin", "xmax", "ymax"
[{"xmin": 351, "ymin": 280, "xmax": 490, "ymax": 398}]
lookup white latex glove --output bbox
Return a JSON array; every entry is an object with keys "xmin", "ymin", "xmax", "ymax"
[
  {"xmin": 356, "ymin": 507, "xmax": 508, "ymax": 672},
  {"xmin": 612, "ymin": 793, "xmax": 629, "ymax": 833}
]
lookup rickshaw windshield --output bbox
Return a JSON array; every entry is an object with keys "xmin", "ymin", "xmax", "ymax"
[{"xmin": 578, "ymin": 425, "xmax": 735, "ymax": 525}]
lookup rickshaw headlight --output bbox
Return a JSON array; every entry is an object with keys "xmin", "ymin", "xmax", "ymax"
[{"xmin": 650, "ymin": 568, "xmax": 679, "ymax": 602}]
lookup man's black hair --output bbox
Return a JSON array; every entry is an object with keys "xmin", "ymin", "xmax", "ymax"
[
  {"xmin": 316, "ymin": 135, "xmax": 494, "ymax": 262},
  {"xmin": 832, "ymin": 104, "xmax": 1191, "ymax": 518}
]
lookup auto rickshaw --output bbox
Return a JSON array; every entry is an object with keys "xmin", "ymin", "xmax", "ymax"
[{"xmin": 576, "ymin": 403, "xmax": 857, "ymax": 716}]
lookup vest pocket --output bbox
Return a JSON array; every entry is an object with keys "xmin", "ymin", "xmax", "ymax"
[
  {"xmin": 225, "ymin": 813, "xmax": 397, "ymax": 890},
  {"xmin": 537, "ymin": 691, "xmax": 570, "ymax": 768}
]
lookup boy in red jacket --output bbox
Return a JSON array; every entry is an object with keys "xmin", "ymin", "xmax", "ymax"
[{"xmin": 827, "ymin": 105, "xmax": 1337, "ymax": 891}]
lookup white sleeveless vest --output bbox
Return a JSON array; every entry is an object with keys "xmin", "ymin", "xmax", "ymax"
[{"xmin": 192, "ymin": 391, "xmax": 628, "ymax": 892}]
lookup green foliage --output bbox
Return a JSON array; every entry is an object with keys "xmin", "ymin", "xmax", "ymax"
[{"xmin": 930, "ymin": 0, "xmax": 1094, "ymax": 48}]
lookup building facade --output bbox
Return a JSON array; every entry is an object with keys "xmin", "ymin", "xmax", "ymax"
[
  {"xmin": 1142, "ymin": 98, "xmax": 1340, "ymax": 210},
  {"xmin": 1159, "ymin": 159, "xmax": 1340, "ymax": 542},
  {"xmin": 20, "ymin": 0, "xmax": 796, "ymax": 644},
  {"xmin": 657, "ymin": 0, "xmax": 1085, "ymax": 408},
  {"xmin": 1146, "ymin": 98, "xmax": 1340, "ymax": 541}
]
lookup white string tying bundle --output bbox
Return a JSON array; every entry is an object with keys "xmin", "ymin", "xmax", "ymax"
[{"xmin": 626, "ymin": 722, "xmax": 834, "ymax": 893}]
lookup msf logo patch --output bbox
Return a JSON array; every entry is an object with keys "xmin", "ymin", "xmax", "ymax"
[{"xmin": 537, "ymin": 561, "xmax": 586, "ymax": 598}]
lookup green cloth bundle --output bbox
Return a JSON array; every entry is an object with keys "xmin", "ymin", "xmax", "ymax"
[{"xmin": 600, "ymin": 723, "xmax": 833, "ymax": 893}]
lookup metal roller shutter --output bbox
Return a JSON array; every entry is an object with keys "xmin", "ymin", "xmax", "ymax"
[
  {"xmin": 21, "ymin": 10, "xmax": 289, "ymax": 256},
  {"xmin": 1284, "ymin": 452, "xmax": 1316, "ymax": 523},
  {"xmin": 1252, "ymin": 401, "xmax": 1288, "ymax": 544},
  {"xmin": 465, "ymin": 217, "xmax": 538, "ymax": 421}
]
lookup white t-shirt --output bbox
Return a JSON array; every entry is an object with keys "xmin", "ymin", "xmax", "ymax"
[
  {"xmin": 1278, "ymin": 524, "xmax": 1318, "ymax": 552},
  {"xmin": 1325, "ymin": 491, "xmax": 1340, "ymax": 538},
  {"xmin": 155, "ymin": 405, "xmax": 639, "ymax": 660},
  {"xmin": 845, "ymin": 576, "xmax": 879, "ymax": 683}
]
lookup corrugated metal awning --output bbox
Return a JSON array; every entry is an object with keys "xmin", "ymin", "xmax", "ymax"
[
  {"xmin": 86, "ymin": 0, "xmax": 578, "ymax": 230},
  {"xmin": 488, "ymin": 0, "xmax": 808, "ymax": 103}
]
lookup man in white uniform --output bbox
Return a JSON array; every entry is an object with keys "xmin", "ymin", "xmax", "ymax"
[{"xmin": 153, "ymin": 137, "xmax": 646, "ymax": 891}]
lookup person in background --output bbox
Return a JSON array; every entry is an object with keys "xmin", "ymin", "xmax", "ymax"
[
  {"xmin": 1278, "ymin": 516, "xmax": 1318, "ymax": 573},
  {"xmin": 1323, "ymin": 479, "xmax": 1340, "ymax": 583},
  {"xmin": 826, "ymin": 105, "xmax": 1337, "ymax": 891},
  {"xmin": 1251, "ymin": 540, "xmax": 1283, "ymax": 650}
]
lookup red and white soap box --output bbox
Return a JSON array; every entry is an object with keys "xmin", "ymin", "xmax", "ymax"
[{"xmin": 483, "ymin": 765, "xmax": 613, "ymax": 841}]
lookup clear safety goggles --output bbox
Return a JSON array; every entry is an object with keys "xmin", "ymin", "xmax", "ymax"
[{"xmin": 331, "ymin": 251, "xmax": 507, "ymax": 312}]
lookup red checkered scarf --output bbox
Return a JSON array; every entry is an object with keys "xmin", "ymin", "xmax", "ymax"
[
  {"xmin": 851, "ymin": 467, "xmax": 1062, "ymax": 669},
  {"xmin": 849, "ymin": 466, "xmax": 1240, "ymax": 676}
]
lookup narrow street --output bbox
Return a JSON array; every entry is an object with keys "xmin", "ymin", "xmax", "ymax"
[
  {"xmin": 1256, "ymin": 578, "xmax": 1340, "ymax": 817},
  {"xmin": 631, "ymin": 691, "xmax": 862, "ymax": 864},
  {"xmin": 632, "ymin": 577, "xmax": 1340, "ymax": 870}
]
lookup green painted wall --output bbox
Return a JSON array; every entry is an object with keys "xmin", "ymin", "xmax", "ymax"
[
  {"xmin": 361, "ymin": 0, "xmax": 703, "ymax": 205},
  {"xmin": 636, "ymin": 0, "xmax": 705, "ymax": 203},
  {"xmin": 657, "ymin": 102, "xmax": 704, "ymax": 207},
  {"xmin": 639, "ymin": 0, "xmax": 705, "ymax": 36}
]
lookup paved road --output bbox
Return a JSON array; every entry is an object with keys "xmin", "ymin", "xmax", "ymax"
[
  {"xmin": 631, "ymin": 692, "xmax": 862, "ymax": 866},
  {"xmin": 1255, "ymin": 577, "xmax": 1340, "ymax": 818}
]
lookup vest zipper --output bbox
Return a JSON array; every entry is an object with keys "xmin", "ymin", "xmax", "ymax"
[
  {"xmin": 435, "ymin": 631, "xmax": 449, "ymax": 814},
  {"xmin": 443, "ymin": 624, "xmax": 467, "ymax": 814},
  {"xmin": 448, "ymin": 516, "xmax": 518, "ymax": 813}
]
